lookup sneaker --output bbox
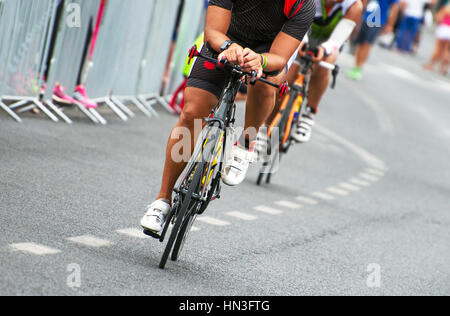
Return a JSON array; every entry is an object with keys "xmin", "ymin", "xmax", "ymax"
[
  {"xmin": 346, "ymin": 67, "xmax": 362, "ymax": 81},
  {"xmin": 140, "ymin": 200, "xmax": 171, "ymax": 234},
  {"xmin": 53, "ymin": 84, "xmax": 75, "ymax": 104},
  {"xmin": 221, "ymin": 143, "xmax": 255, "ymax": 186},
  {"xmin": 74, "ymin": 85, "xmax": 98, "ymax": 109},
  {"xmin": 292, "ymin": 109, "xmax": 315, "ymax": 143}
]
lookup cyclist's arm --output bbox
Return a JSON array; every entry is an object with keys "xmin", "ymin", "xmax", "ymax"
[
  {"xmin": 320, "ymin": 1, "xmax": 363, "ymax": 56},
  {"xmin": 265, "ymin": 0, "xmax": 315, "ymax": 72},
  {"xmin": 204, "ymin": 5, "xmax": 232, "ymax": 53}
]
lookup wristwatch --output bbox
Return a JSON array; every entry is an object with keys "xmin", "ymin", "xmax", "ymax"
[{"xmin": 220, "ymin": 40, "xmax": 235, "ymax": 52}]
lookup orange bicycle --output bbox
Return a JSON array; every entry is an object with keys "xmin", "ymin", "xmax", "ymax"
[{"xmin": 257, "ymin": 48, "xmax": 339, "ymax": 185}]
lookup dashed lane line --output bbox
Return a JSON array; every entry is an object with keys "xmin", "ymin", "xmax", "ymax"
[
  {"xmin": 327, "ymin": 187, "xmax": 349, "ymax": 196},
  {"xmin": 196, "ymin": 216, "xmax": 230, "ymax": 226},
  {"xmin": 365, "ymin": 168, "xmax": 385, "ymax": 177},
  {"xmin": 116, "ymin": 228, "xmax": 148, "ymax": 239},
  {"xmin": 10, "ymin": 243, "xmax": 61, "ymax": 255},
  {"xmin": 295, "ymin": 196, "xmax": 319, "ymax": 205},
  {"xmin": 349, "ymin": 178, "xmax": 371, "ymax": 187},
  {"xmin": 339, "ymin": 182, "xmax": 361, "ymax": 192},
  {"xmin": 226, "ymin": 211, "xmax": 258, "ymax": 221},
  {"xmin": 275, "ymin": 200, "xmax": 303, "ymax": 209},
  {"xmin": 253, "ymin": 206, "xmax": 283, "ymax": 215},
  {"xmin": 67, "ymin": 235, "xmax": 114, "ymax": 248},
  {"xmin": 359, "ymin": 172, "xmax": 380, "ymax": 182},
  {"xmin": 311, "ymin": 192, "xmax": 335, "ymax": 201}
]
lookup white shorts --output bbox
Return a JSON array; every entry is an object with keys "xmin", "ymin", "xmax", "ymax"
[{"xmin": 436, "ymin": 25, "xmax": 450, "ymax": 41}]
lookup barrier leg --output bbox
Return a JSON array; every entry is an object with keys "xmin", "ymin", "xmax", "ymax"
[
  {"xmin": 111, "ymin": 96, "xmax": 136, "ymax": 118},
  {"xmin": 131, "ymin": 96, "xmax": 153, "ymax": 117},
  {"xmin": 138, "ymin": 96, "xmax": 159, "ymax": 117},
  {"xmin": 33, "ymin": 100, "xmax": 60, "ymax": 122},
  {"xmin": 46, "ymin": 100, "xmax": 73, "ymax": 124},
  {"xmin": 0, "ymin": 100, "xmax": 23, "ymax": 122},
  {"xmin": 73, "ymin": 101, "xmax": 100, "ymax": 124},
  {"xmin": 89, "ymin": 108, "xmax": 107, "ymax": 125},
  {"xmin": 104, "ymin": 98, "xmax": 128, "ymax": 121}
]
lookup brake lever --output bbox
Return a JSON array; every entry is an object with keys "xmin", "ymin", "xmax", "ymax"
[
  {"xmin": 250, "ymin": 71, "xmax": 258, "ymax": 85},
  {"xmin": 331, "ymin": 65, "xmax": 340, "ymax": 89}
]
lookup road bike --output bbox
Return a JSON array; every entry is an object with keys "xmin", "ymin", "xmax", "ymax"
[
  {"xmin": 150, "ymin": 45, "xmax": 289, "ymax": 269},
  {"xmin": 256, "ymin": 48, "xmax": 339, "ymax": 186}
]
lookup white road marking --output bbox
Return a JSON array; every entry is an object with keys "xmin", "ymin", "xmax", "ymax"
[
  {"xmin": 10, "ymin": 243, "xmax": 61, "ymax": 255},
  {"xmin": 365, "ymin": 168, "xmax": 385, "ymax": 177},
  {"xmin": 275, "ymin": 200, "xmax": 303, "ymax": 209},
  {"xmin": 226, "ymin": 211, "xmax": 258, "ymax": 221},
  {"xmin": 339, "ymin": 182, "xmax": 361, "ymax": 192},
  {"xmin": 116, "ymin": 228, "xmax": 147, "ymax": 239},
  {"xmin": 67, "ymin": 235, "xmax": 114, "ymax": 248},
  {"xmin": 295, "ymin": 196, "xmax": 319, "ymax": 205},
  {"xmin": 312, "ymin": 192, "xmax": 335, "ymax": 201},
  {"xmin": 327, "ymin": 187, "xmax": 349, "ymax": 196},
  {"xmin": 190, "ymin": 226, "xmax": 201, "ymax": 232},
  {"xmin": 340, "ymin": 79, "xmax": 395, "ymax": 135},
  {"xmin": 350, "ymin": 178, "xmax": 371, "ymax": 187},
  {"xmin": 253, "ymin": 205, "xmax": 283, "ymax": 215},
  {"xmin": 315, "ymin": 125, "xmax": 387, "ymax": 170},
  {"xmin": 197, "ymin": 216, "xmax": 230, "ymax": 226},
  {"xmin": 359, "ymin": 173, "xmax": 380, "ymax": 182}
]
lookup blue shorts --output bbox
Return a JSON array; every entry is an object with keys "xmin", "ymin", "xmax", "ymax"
[{"xmin": 356, "ymin": 23, "xmax": 382, "ymax": 45}]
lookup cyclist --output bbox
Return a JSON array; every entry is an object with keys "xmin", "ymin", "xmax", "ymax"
[
  {"xmin": 288, "ymin": 0, "xmax": 363, "ymax": 143},
  {"xmin": 141, "ymin": 0, "xmax": 316, "ymax": 235}
]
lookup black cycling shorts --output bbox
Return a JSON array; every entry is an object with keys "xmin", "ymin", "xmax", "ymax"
[{"xmin": 186, "ymin": 42, "xmax": 271, "ymax": 99}]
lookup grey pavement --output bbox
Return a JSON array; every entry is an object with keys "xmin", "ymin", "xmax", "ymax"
[{"xmin": 0, "ymin": 30, "xmax": 449, "ymax": 295}]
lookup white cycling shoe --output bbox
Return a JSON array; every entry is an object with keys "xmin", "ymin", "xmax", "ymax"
[
  {"xmin": 140, "ymin": 200, "xmax": 171, "ymax": 234},
  {"xmin": 292, "ymin": 111, "xmax": 315, "ymax": 143},
  {"xmin": 221, "ymin": 144, "xmax": 255, "ymax": 186}
]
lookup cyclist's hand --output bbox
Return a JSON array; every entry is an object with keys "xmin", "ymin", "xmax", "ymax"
[
  {"xmin": 312, "ymin": 46, "xmax": 325, "ymax": 62},
  {"xmin": 242, "ymin": 48, "xmax": 263, "ymax": 78},
  {"xmin": 218, "ymin": 43, "xmax": 245, "ymax": 67},
  {"xmin": 298, "ymin": 41, "xmax": 308, "ymax": 57}
]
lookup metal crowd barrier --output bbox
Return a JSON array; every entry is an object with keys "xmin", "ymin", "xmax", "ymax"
[
  {"xmin": 0, "ymin": 0, "xmax": 207, "ymax": 124},
  {"xmin": 43, "ymin": 0, "xmax": 104, "ymax": 124},
  {"xmin": 0, "ymin": 0, "xmax": 59, "ymax": 123}
]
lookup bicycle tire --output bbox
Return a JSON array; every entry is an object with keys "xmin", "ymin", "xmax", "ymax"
[
  {"xmin": 159, "ymin": 160, "xmax": 205, "ymax": 269},
  {"xmin": 171, "ymin": 209, "xmax": 198, "ymax": 261}
]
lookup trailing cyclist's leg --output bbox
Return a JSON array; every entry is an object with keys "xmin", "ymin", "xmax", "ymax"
[
  {"xmin": 142, "ymin": 87, "xmax": 218, "ymax": 233},
  {"xmin": 293, "ymin": 53, "xmax": 338, "ymax": 143},
  {"xmin": 222, "ymin": 72, "xmax": 286, "ymax": 186}
]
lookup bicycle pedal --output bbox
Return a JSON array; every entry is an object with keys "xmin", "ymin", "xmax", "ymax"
[{"xmin": 143, "ymin": 229, "xmax": 161, "ymax": 240}]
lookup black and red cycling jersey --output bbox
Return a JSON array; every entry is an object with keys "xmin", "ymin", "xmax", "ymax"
[{"xmin": 208, "ymin": 0, "xmax": 315, "ymax": 49}]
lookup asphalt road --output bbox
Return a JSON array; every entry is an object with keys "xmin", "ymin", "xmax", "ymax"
[{"xmin": 1, "ymin": 31, "xmax": 449, "ymax": 296}]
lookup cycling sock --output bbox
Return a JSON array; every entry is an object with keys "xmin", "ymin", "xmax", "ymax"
[{"xmin": 306, "ymin": 105, "xmax": 318, "ymax": 115}]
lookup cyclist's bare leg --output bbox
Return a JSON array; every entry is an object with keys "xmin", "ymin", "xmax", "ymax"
[
  {"xmin": 156, "ymin": 87, "xmax": 218, "ymax": 202},
  {"xmin": 246, "ymin": 71, "xmax": 287, "ymax": 139},
  {"xmin": 307, "ymin": 53, "xmax": 339, "ymax": 111},
  {"xmin": 355, "ymin": 43, "xmax": 371, "ymax": 68}
]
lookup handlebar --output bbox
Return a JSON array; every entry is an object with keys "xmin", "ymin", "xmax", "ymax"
[
  {"xmin": 300, "ymin": 45, "xmax": 340, "ymax": 89},
  {"xmin": 188, "ymin": 45, "xmax": 290, "ymax": 99}
]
